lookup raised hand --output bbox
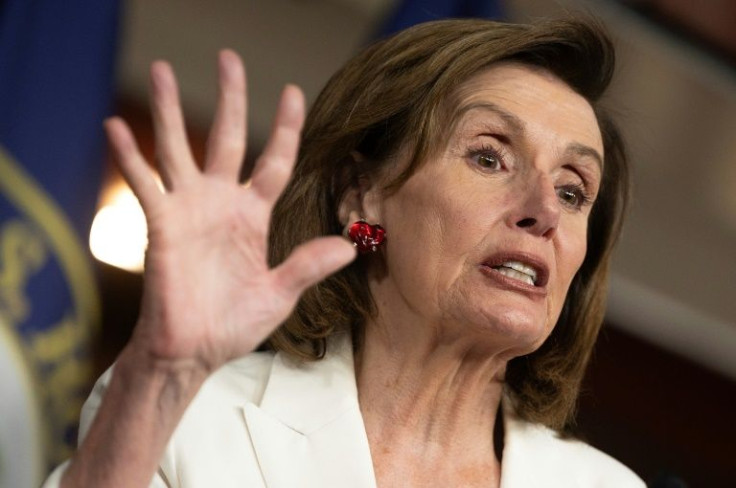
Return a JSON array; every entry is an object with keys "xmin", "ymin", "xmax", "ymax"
[
  {"xmin": 104, "ymin": 50, "xmax": 356, "ymax": 374},
  {"xmin": 57, "ymin": 50, "xmax": 356, "ymax": 488}
]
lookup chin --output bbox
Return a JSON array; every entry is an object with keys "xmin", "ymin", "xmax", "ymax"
[
  {"xmin": 458, "ymin": 300, "xmax": 552, "ymax": 356},
  {"xmin": 437, "ymin": 275, "xmax": 557, "ymax": 355}
]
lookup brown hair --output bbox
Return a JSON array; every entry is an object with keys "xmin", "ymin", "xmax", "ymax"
[{"xmin": 267, "ymin": 18, "xmax": 628, "ymax": 431}]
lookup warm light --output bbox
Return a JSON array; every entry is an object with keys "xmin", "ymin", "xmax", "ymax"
[{"xmin": 89, "ymin": 185, "xmax": 147, "ymax": 272}]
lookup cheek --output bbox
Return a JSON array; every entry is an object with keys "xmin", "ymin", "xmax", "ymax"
[
  {"xmin": 379, "ymin": 178, "xmax": 485, "ymax": 302},
  {"xmin": 379, "ymin": 190, "xmax": 439, "ymax": 290},
  {"xmin": 557, "ymin": 214, "xmax": 589, "ymax": 276},
  {"xmin": 565, "ymin": 224, "xmax": 589, "ymax": 280},
  {"xmin": 549, "ymin": 222, "xmax": 589, "ymax": 317},
  {"xmin": 382, "ymin": 188, "xmax": 456, "ymax": 275}
]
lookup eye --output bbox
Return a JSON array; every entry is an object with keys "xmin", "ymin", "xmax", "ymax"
[
  {"xmin": 477, "ymin": 153, "xmax": 502, "ymax": 170},
  {"xmin": 556, "ymin": 185, "xmax": 592, "ymax": 210},
  {"xmin": 467, "ymin": 144, "xmax": 507, "ymax": 172}
]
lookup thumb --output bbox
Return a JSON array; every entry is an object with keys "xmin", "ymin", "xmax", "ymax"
[{"xmin": 272, "ymin": 236, "xmax": 356, "ymax": 299}]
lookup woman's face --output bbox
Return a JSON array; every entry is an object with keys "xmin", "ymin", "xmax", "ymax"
[{"xmin": 361, "ymin": 63, "xmax": 604, "ymax": 357}]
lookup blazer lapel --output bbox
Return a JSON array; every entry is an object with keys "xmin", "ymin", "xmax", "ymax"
[{"xmin": 242, "ymin": 335, "xmax": 377, "ymax": 488}]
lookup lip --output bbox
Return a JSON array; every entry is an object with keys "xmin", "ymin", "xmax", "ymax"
[{"xmin": 479, "ymin": 251, "xmax": 550, "ymax": 296}]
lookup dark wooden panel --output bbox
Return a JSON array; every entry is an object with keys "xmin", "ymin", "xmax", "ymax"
[{"xmin": 578, "ymin": 324, "xmax": 736, "ymax": 487}]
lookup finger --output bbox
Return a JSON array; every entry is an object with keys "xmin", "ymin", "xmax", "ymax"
[
  {"xmin": 205, "ymin": 50, "xmax": 247, "ymax": 180},
  {"xmin": 249, "ymin": 84, "xmax": 305, "ymax": 205},
  {"xmin": 272, "ymin": 236, "xmax": 356, "ymax": 300},
  {"xmin": 104, "ymin": 117, "xmax": 162, "ymax": 211},
  {"xmin": 149, "ymin": 60, "xmax": 198, "ymax": 189}
]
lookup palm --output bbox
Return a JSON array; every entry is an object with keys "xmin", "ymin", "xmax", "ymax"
[
  {"xmin": 105, "ymin": 51, "xmax": 354, "ymax": 372},
  {"xmin": 140, "ymin": 180, "xmax": 273, "ymax": 365}
]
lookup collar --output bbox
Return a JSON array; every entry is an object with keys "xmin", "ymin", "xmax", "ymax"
[{"xmin": 241, "ymin": 334, "xmax": 376, "ymax": 487}]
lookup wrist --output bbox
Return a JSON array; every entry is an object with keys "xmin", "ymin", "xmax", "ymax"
[
  {"xmin": 62, "ymin": 338, "xmax": 210, "ymax": 487},
  {"xmin": 115, "ymin": 340, "xmax": 210, "ymax": 409}
]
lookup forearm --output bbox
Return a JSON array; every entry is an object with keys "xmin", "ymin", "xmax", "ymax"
[{"xmin": 61, "ymin": 342, "xmax": 208, "ymax": 488}]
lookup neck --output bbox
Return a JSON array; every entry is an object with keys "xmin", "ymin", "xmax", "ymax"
[{"xmin": 355, "ymin": 315, "xmax": 507, "ymax": 486}]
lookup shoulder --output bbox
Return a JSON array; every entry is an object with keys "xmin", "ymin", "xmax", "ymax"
[{"xmin": 502, "ymin": 415, "xmax": 645, "ymax": 488}]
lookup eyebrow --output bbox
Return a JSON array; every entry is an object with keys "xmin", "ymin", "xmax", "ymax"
[
  {"xmin": 458, "ymin": 102, "xmax": 526, "ymax": 137},
  {"xmin": 457, "ymin": 101, "xmax": 604, "ymax": 170},
  {"xmin": 565, "ymin": 143, "xmax": 603, "ymax": 172}
]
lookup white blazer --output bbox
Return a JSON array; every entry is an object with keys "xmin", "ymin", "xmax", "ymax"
[{"xmin": 45, "ymin": 335, "xmax": 644, "ymax": 487}]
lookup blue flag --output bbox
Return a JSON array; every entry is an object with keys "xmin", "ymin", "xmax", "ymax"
[
  {"xmin": 379, "ymin": 0, "xmax": 505, "ymax": 36},
  {"xmin": 0, "ymin": 0, "xmax": 119, "ymax": 485}
]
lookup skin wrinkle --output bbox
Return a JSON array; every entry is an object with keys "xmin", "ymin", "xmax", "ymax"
[
  {"xmin": 454, "ymin": 102, "xmax": 604, "ymax": 174},
  {"xmin": 348, "ymin": 63, "xmax": 604, "ymax": 486}
]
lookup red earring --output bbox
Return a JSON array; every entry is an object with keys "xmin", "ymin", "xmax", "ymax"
[{"xmin": 345, "ymin": 219, "xmax": 386, "ymax": 254}]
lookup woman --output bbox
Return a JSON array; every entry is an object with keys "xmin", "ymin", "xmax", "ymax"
[{"xmin": 47, "ymin": 18, "xmax": 643, "ymax": 487}]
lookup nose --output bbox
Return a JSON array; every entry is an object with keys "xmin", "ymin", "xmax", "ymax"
[{"xmin": 509, "ymin": 174, "xmax": 560, "ymax": 239}]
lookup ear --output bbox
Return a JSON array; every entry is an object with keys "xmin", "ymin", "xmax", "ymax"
[{"xmin": 337, "ymin": 152, "xmax": 384, "ymax": 226}]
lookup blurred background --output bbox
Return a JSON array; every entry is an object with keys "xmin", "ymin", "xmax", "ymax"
[{"xmin": 1, "ymin": 0, "xmax": 734, "ymax": 486}]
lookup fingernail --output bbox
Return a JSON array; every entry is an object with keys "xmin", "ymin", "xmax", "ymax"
[
  {"xmin": 218, "ymin": 49, "xmax": 242, "ymax": 83},
  {"xmin": 150, "ymin": 61, "xmax": 171, "ymax": 94}
]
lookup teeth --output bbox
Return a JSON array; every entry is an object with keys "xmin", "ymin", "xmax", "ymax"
[
  {"xmin": 495, "ymin": 267, "xmax": 535, "ymax": 286},
  {"xmin": 493, "ymin": 260, "xmax": 538, "ymax": 285}
]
